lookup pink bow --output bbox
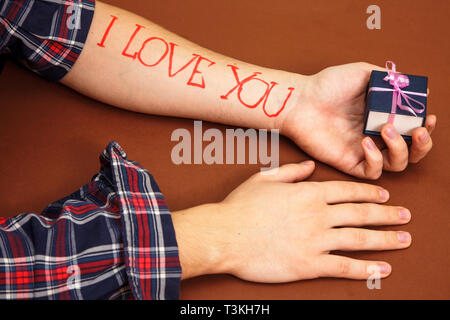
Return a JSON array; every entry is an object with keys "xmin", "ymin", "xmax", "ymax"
[{"xmin": 368, "ymin": 61, "xmax": 427, "ymax": 124}]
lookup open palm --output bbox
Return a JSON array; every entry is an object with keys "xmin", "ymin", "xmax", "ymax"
[{"xmin": 282, "ymin": 62, "xmax": 436, "ymax": 179}]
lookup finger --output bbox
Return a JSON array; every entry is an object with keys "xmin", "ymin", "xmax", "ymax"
[
  {"xmin": 325, "ymin": 203, "xmax": 411, "ymax": 227},
  {"xmin": 318, "ymin": 181, "xmax": 389, "ymax": 204},
  {"xmin": 409, "ymin": 127, "xmax": 433, "ymax": 163},
  {"xmin": 424, "ymin": 114, "xmax": 437, "ymax": 135},
  {"xmin": 380, "ymin": 123, "xmax": 409, "ymax": 171},
  {"xmin": 355, "ymin": 137, "xmax": 383, "ymax": 179},
  {"xmin": 257, "ymin": 161, "xmax": 315, "ymax": 182},
  {"xmin": 316, "ymin": 255, "xmax": 391, "ymax": 280},
  {"xmin": 322, "ymin": 228, "xmax": 412, "ymax": 251}
]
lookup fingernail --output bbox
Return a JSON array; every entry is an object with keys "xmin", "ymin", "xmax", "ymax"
[
  {"xmin": 385, "ymin": 125, "xmax": 398, "ymax": 139},
  {"xmin": 398, "ymin": 208, "xmax": 411, "ymax": 220},
  {"xmin": 365, "ymin": 138, "xmax": 375, "ymax": 151},
  {"xmin": 378, "ymin": 188, "xmax": 389, "ymax": 201},
  {"xmin": 419, "ymin": 132, "xmax": 429, "ymax": 144},
  {"xmin": 397, "ymin": 231, "xmax": 411, "ymax": 243},
  {"xmin": 303, "ymin": 160, "xmax": 314, "ymax": 166},
  {"xmin": 378, "ymin": 264, "xmax": 391, "ymax": 274}
]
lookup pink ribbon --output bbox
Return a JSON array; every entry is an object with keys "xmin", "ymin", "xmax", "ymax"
[{"xmin": 368, "ymin": 61, "xmax": 427, "ymax": 124}]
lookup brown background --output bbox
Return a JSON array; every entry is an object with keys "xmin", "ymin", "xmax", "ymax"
[{"xmin": 0, "ymin": 0, "xmax": 449, "ymax": 299}]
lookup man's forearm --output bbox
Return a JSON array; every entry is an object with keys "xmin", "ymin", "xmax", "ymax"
[{"xmin": 61, "ymin": 1, "xmax": 308, "ymax": 131}]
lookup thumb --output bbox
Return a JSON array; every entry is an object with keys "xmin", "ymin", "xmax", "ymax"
[
  {"xmin": 357, "ymin": 61, "xmax": 386, "ymax": 73},
  {"xmin": 258, "ymin": 161, "xmax": 315, "ymax": 183}
]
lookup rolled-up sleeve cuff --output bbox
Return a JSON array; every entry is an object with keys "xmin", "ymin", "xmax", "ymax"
[
  {"xmin": 0, "ymin": 0, "xmax": 96, "ymax": 81},
  {"xmin": 97, "ymin": 141, "xmax": 182, "ymax": 300}
]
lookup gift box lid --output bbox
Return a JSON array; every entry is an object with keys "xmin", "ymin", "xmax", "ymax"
[{"xmin": 367, "ymin": 70, "xmax": 428, "ymax": 117}]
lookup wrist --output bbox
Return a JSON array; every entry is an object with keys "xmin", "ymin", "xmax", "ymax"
[
  {"xmin": 172, "ymin": 202, "xmax": 234, "ymax": 280},
  {"xmin": 276, "ymin": 73, "xmax": 314, "ymax": 137}
]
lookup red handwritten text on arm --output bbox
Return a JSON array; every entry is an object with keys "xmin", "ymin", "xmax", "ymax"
[
  {"xmin": 97, "ymin": 17, "xmax": 295, "ymax": 117},
  {"xmin": 221, "ymin": 65, "xmax": 295, "ymax": 117},
  {"xmin": 97, "ymin": 15, "xmax": 118, "ymax": 48}
]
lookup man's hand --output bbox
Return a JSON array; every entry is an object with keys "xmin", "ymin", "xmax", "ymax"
[
  {"xmin": 172, "ymin": 161, "xmax": 412, "ymax": 281},
  {"xmin": 281, "ymin": 62, "xmax": 436, "ymax": 179}
]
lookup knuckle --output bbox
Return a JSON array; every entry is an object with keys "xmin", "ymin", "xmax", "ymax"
[
  {"xmin": 390, "ymin": 207, "xmax": 401, "ymax": 221},
  {"xmin": 384, "ymin": 231, "xmax": 398, "ymax": 246},
  {"xmin": 368, "ymin": 170, "xmax": 382, "ymax": 180},
  {"xmin": 398, "ymin": 157, "xmax": 409, "ymax": 170},
  {"xmin": 337, "ymin": 260, "xmax": 351, "ymax": 276},
  {"xmin": 357, "ymin": 62, "xmax": 370, "ymax": 69},
  {"xmin": 412, "ymin": 136, "xmax": 430, "ymax": 150},
  {"xmin": 409, "ymin": 157, "xmax": 420, "ymax": 164},
  {"xmin": 347, "ymin": 183, "xmax": 359, "ymax": 198},
  {"xmin": 416, "ymin": 140, "xmax": 430, "ymax": 152},
  {"xmin": 357, "ymin": 206, "xmax": 370, "ymax": 224},
  {"xmin": 384, "ymin": 207, "xmax": 395, "ymax": 222},
  {"xmin": 410, "ymin": 139, "xmax": 432, "ymax": 164},
  {"xmin": 353, "ymin": 230, "xmax": 367, "ymax": 245},
  {"xmin": 391, "ymin": 160, "xmax": 408, "ymax": 172},
  {"xmin": 368, "ymin": 186, "xmax": 381, "ymax": 200},
  {"xmin": 421, "ymin": 139, "xmax": 433, "ymax": 153}
]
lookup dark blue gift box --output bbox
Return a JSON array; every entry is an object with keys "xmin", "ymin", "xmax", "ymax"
[{"xmin": 363, "ymin": 70, "xmax": 428, "ymax": 140}]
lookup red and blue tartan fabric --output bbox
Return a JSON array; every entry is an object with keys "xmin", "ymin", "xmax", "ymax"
[
  {"xmin": 0, "ymin": 0, "xmax": 95, "ymax": 81},
  {"xmin": 0, "ymin": 141, "xmax": 182, "ymax": 299}
]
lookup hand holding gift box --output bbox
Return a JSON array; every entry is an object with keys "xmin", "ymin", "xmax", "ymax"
[
  {"xmin": 364, "ymin": 61, "xmax": 428, "ymax": 140},
  {"xmin": 280, "ymin": 61, "xmax": 436, "ymax": 179}
]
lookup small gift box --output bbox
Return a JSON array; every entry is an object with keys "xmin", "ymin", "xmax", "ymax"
[{"xmin": 363, "ymin": 61, "xmax": 428, "ymax": 140}]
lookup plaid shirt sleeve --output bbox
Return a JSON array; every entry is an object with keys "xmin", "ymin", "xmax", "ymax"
[
  {"xmin": 0, "ymin": 0, "xmax": 95, "ymax": 81},
  {"xmin": 0, "ymin": 141, "xmax": 182, "ymax": 300}
]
